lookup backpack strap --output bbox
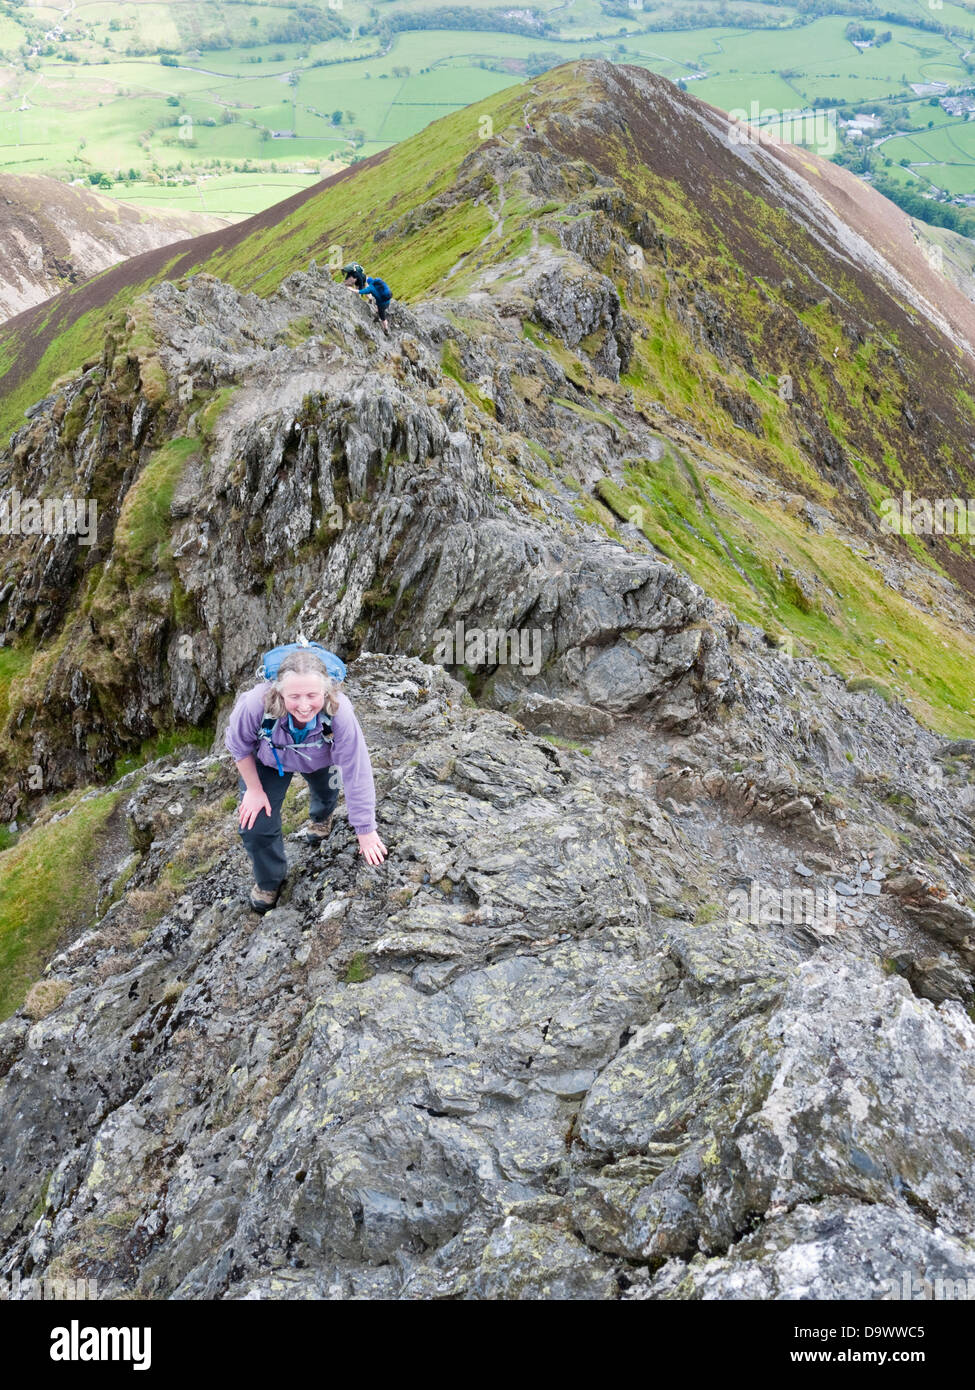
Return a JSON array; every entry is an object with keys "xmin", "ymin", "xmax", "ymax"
[
  {"xmin": 260, "ymin": 715, "xmax": 286, "ymax": 777},
  {"xmin": 259, "ymin": 712, "xmax": 334, "ymax": 777}
]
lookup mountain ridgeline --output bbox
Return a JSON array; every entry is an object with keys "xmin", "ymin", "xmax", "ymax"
[
  {"xmin": 1, "ymin": 60, "xmax": 974, "ymax": 802},
  {"xmin": 1, "ymin": 62, "xmax": 975, "ymax": 1302}
]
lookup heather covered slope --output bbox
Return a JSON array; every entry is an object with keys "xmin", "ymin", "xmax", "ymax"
[{"xmin": 0, "ymin": 174, "xmax": 227, "ymax": 324}]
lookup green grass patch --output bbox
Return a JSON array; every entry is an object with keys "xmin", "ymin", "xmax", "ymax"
[
  {"xmin": 441, "ymin": 339, "xmax": 495, "ymax": 416},
  {"xmin": 115, "ymin": 437, "xmax": 198, "ymax": 578},
  {"xmin": 594, "ymin": 446, "xmax": 975, "ymax": 736},
  {"xmin": 0, "ymin": 647, "xmax": 33, "ymax": 734},
  {"xmin": 342, "ymin": 951, "xmax": 373, "ymax": 984},
  {"xmin": 196, "ymin": 386, "xmax": 238, "ymax": 445},
  {"xmin": 112, "ymin": 724, "xmax": 214, "ymax": 779},
  {"xmin": 551, "ymin": 397, "xmax": 622, "ymax": 430},
  {"xmin": 0, "ymin": 788, "xmax": 122, "ymax": 1021},
  {"xmin": 541, "ymin": 734, "xmax": 592, "ymax": 755}
]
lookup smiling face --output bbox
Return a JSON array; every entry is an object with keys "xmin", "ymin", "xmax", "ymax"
[{"xmin": 278, "ymin": 671, "xmax": 326, "ymax": 723}]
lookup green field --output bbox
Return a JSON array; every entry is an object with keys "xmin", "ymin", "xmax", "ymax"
[
  {"xmin": 119, "ymin": 169, "xmax": 325, "ymax": 214},
  {"xmin": 881, "ymin": 119, "xmax": 975, "ymax": 195},
  {"xmin": 2, "ymin": 0, "xmax": 975, "ymax": 218}
]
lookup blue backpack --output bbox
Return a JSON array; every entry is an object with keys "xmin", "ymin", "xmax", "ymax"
[
  {"xmin": 258, "ymin": 641, "xmax": 347, "ymax": 683},
  {"xmin": 257, "ymin": 640, "xmax": 347, "ymax": 775}
]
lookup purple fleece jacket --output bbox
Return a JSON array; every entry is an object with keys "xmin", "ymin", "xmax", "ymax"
[{"xmin": 224, "ymin": 682, "xmax": 377, "ymax": 836}]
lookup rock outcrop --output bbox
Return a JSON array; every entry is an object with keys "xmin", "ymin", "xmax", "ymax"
[
  {"xmin": 0, "ymin": 267, "xmax": 728, "ymax": 799},
  {"xmin": 0, "ymin": 640, "xmax": 973, "ymax": 1299}
]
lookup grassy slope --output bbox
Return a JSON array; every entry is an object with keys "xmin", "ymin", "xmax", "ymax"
[
  {"xmin": 0, "ymin": 788, "xmax": 122, "ymax": 1020},
  {"xmin": 595, "ymin": 447, "xmax": 972, "ymax": 732},
  {"xmin": 0, "ymin": 648, "xmax": 32, "ymax": 732}
]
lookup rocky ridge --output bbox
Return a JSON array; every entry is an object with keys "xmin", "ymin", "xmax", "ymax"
[
  {"xmin": 0, "ymin": 263, "xmax": 728, "ymax": 805},
  {"xmin": 1, "ymin": 64, "xmax": 975, "ymax": 1301},
  {"xmin": 0, "ymin": 620, "xmax": 973, "ymax": 1297}
]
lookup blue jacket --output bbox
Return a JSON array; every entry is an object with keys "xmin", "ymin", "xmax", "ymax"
[{"xmin": 359, "ymin": 276, "xmax": 392, "ymax": 306}]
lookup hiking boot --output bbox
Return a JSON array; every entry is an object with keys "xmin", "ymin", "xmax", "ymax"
[
  {"xmin": 249, "ymin": 883, "xmax": 282, "ymax": 914},
  {"xmin": 303, "ymin": 815, "xmax": 333, "ymax": 844}
]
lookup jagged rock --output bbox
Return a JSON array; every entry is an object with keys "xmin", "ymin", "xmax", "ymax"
[
  {"xmin": 529, "ymin": 263, "xmax": 632, "ymax": 379},
  {"xmin": 886, "ymin": 870, "xmax": 975, "ymax": 947},
  {"xmin": 507, "ymin": 693, "xmax": 614, "ymax": 738},
  {"xmin": 906, "ymin": 956, "xmax": 974, "ymax": 1005},
  {"xmin": 11, "ymin": 647, "xmax": 968, "ymax": 1300},
  {"xmin": 633, "ymin": 1197, "xmax": 975, "ymax": 1300},
  {"xmin": 0, "ymin": 267, "xmax": 726, "ymax": 798},
  {"xmin": 0, "ymin": 657, "xmax": 676, "ymax": 1297},
  {"xmin": 940, "ymin": 740, "xmax": 975, "ymax": 759},
  {"xmin": 704, "ymin": 958, "xmax": 975, "ymax": 1245},
  {"xmin": 573, "ymin": 1148, "xmax": 702, "ymax": 1261},
  {"xmin": 467, "ymin": 1216, "xmax": 618, "ymax": 1299}
]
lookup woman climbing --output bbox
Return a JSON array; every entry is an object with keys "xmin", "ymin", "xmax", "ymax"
[
  {"xmin": 225, "ymin": 646, "xmax": 388, "ymax": 914},
  {"xmin": 341, "ymin": 261, "xmax": 393, "ymax": 336}
]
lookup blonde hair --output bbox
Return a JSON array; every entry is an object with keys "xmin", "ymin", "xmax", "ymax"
[{"xmin": 263, "ymin": 651, "xmax": 341, "ymax": 720}]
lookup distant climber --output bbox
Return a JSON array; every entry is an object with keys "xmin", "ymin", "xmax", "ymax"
[
  {"xmin": 225, "ymin": 643, "xmax": 388, "ymax": 915},
  {"xmin": 342, "ymin": 262, "xmax": 392, "ymax": 336}
]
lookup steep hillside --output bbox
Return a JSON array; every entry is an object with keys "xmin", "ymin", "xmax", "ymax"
[
  {"xmin": 2, "ymin": 62, "xmax": 975, "ymax": 1302},
  {"xmin": 0, "ymin": 174, "xmax": 228, "ymax": 324},
  {"xmin": 2, "ymin": 58, "xmax": 975, "ymax": 805}
]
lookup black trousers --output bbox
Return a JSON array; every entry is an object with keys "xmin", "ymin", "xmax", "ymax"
[{"xmin": 237, "ymin": 758, "xmax": 341, "ymax": 890}]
